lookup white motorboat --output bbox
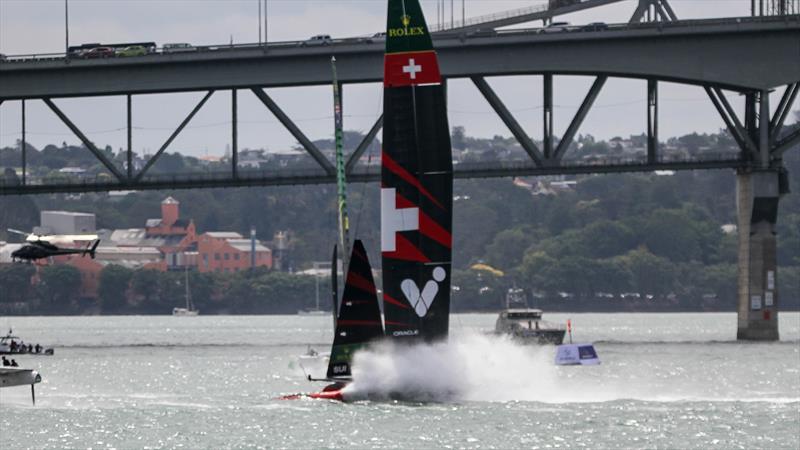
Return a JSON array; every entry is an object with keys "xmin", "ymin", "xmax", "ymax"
[
  {"xmin": 494, "ymin": 288, "xmax": 566, "ymax": 344},
  {"xmin": 0, "ymin": 330, "xmax": 54, "ymax": 355}
]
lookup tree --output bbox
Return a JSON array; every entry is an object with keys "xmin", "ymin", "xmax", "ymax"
[
  {"xmin": 98, "ymin": 265, "xmax": 133, "ymax": 313},
  {"xmin": 451, "ymin": 126, "xmax": 467, "ymax": 150},
  {"xmin": 617, "ymin": 247, "xmax": 677, "ymax": 296},
  {"xmin": 131, "ymin": 269, "xmax": 162, "ymax": 311},
  {"xmin": 519, "ymin": 251, "xmax": 559, "ymax": 294},
  {"xmin": 577, "ymin": 220, "xmax": 636, "ymax": 259},
  {"xmin": 484, "ymin": 227, "xmax": 536, "ymax": 270},
  {"xmin": 0, "ymin": 264, "xmax": 36, "ymax": 304},
  {"xmin": 453, "ymin": 201, "xmax": 500, "ymax": 268},
  {"xmin": 639, "ymin": 209, "xmax": 704, "ymax": 263},
  {"xmin": 37, "ymin": 265, "xmax": 82, "ymax": 313}
]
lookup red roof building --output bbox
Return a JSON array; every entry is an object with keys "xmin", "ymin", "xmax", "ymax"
[{"xmin": 197, "ymin": 232, "xmax": 272, "ymax": 273}]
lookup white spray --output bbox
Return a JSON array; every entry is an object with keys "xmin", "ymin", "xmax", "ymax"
[{"xmin": 344, "ymin": 332, "xmax": 627, "ymax": 403}]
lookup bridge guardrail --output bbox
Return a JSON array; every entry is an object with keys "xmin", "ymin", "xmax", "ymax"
[
  {"xmin": 0, "ymin": 153, "xmax": 745, "ymax": 191},
  {"xmin": 1, "ymin": 15, "xmax": 798, "ymax": 64}
]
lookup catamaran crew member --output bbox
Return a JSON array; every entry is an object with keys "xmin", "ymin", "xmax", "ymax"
[{"xmin": 1, "ymin": 356, "xmax": 9, "ymax": 366}]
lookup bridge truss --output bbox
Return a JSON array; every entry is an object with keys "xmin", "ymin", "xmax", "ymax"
[{"xmin": 0, "ymin": 0, "xmax": 798, "ymax": 196}]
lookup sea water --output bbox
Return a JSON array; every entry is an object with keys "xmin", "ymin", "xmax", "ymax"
[{"xmin": 1, "ymin": 313, "xmax": 798, "ymax": 449}]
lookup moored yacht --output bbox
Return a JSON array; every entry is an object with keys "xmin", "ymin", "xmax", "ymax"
[{"xmin": 173, "ymin": 267, "xmax": 199, "ymax": 316}]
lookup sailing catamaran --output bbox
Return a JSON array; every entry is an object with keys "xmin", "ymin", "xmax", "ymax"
[{"xmin": 286, "ymin": 0, "xmax": 453, "ymax": 401}]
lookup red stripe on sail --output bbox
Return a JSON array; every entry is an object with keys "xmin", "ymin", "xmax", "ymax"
[
  {"xmin": 383, "ymin": 293, "xmax": 410, "ymax": 309},
  {"xmin": 419, "ymin": 210, "xmax": 452, "ymax": 249},
  {"xmin": 395, "ymin": 191, "xmax": 452, "ymax": 249},
  {"xmin": 346, "ymin": 271, "xmax": 376, "ymax": 294},
  {"xmin": 382, "ymin": 151, "xmax": 444, "ymax": 210},
  {"xmin": 384, "ymin": 51, "xmax": 441, "ymax": 87},
  {"xmin": 337, "ymin": 320, "xmax": 383, "ymax": 326},
  {"xmin": 394, "ymin": 192, "xmax": 415, "ymax": 209},
  {"xmin": 382, "ymin": 234, "xmax": 430, "ymax": 263}
]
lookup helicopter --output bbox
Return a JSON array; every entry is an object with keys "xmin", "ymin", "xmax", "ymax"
[{"xmin": 6, "ymin": 229, "xmax": 100, "ymax": 263}]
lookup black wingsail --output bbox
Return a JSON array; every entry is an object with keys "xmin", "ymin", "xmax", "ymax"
[
  {"xmin": 381, "ymin": 0, "xmax": 453, "ymax": 342},
  {"xmin": 326, "ymin": 240, "xmax": 384, "ymax": 379}
]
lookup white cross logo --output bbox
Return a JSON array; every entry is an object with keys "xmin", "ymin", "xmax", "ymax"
[
  {"xmin": 381, "ymin": 188, "xmax": 418, "ymax": 252},
  {"xmin": 402, "ymin": 58, "xmax": 422, "ymax": 80}
]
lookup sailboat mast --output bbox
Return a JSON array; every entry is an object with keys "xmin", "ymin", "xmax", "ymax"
[
  {"xmin": 184, "ymin": 266, "xmax": 191, "ymax": 310},
  {"xmin": 331, "ymin": 56, "xmax": 351, "ymax": 272}
]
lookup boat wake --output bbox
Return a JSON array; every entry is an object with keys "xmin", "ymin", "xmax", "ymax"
[
  {"xmin": 342, "ymin": 333, "xmax": 799, "ymax": 404},
  {"xmin": 344, "ymin": 333, "xmax": 568, "ymax": 403}
]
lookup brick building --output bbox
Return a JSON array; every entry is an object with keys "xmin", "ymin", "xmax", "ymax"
[{"xmin": 197, "ymin": 232, "xmax": 272, "ymax": 273}]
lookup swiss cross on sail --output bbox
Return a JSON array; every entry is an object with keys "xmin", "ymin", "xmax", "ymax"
[
  {"xmin": 381, "ymin": 0, "xmax": 453, "ymax": 342},
  {"xmin": 403, "ymin": 59, "xmax": 421, "ymax": 79}
]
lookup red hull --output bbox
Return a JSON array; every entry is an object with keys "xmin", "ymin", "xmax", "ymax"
[{"xmin": 278, "ymin": 382, "xmax": 347, "ymax": 402}]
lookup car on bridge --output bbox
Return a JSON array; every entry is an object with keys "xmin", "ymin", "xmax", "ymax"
[
  {"xmin": 84, "ymin": 47, "xmax": 115, "ymax": 59},
  {"xmin": 117, "ymin": 45, "xmax": 148, "ymax": 57},
  {"xmin": 581, "ymin": 22, "xmax": 609, "ymax": 32},
  {"xmin": 541, "ymin": 21, "xmax": 571, "ymax": 33},
  {"xmin": 301, "ymin": 34, "xmax": 332, "ymax": 46},
  {"xmin": 163, "ymin": 43, "xmax": 196, "ymax": 53},
  {"xmin": 362, "ymin": 32, "xmax": 386, "ymax": 44}
]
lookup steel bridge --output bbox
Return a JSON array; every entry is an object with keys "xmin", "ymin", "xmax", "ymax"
[
  {"xmin": 0, "ymin": 0, "xmax": 798, "ymax": 340},
  {"xmin": 0, "ymin": 14, "xmax": 798, "ymax": 195}
]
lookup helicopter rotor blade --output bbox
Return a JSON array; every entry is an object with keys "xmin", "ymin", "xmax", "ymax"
[{"xmin": 7, "ymin": 228, "xmax": 30, "ymax": 237}]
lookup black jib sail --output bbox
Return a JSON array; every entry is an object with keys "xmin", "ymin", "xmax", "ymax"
[
  {"xmin": 381, "ymin": 0, "xmax": 453, "ymax": 342},
  {"xmin": 326, "ymin": 240, "xmax": 384, "ymax": 379}
]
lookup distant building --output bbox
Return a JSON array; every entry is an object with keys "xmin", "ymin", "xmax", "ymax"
[
  {"xmin": 58, "ymin": 167, "xmax": 86, "ymax": 175},
  {"xmin": 238, "ymin": 149, "xmax": 270, "ymax": 169},
  {"xmin": 107, "ymin": 197, "xmax": 198, "ymax": 270},
  {"xmin": 36, "ymin": 210, "xmax": 96, "ymax": 235},
  {"xmin": 19, "ymin": 196, "xmax": 273, "ymax": 299},
  {"xmin": 197, "ymin": 232, "xmax": 272, "ymax": 273},
  {"xmin": 271, "ymin": 231, "xmax": 290, "ymax": 271}
]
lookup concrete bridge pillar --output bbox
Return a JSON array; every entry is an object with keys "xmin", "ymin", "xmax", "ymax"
[{"xmin": 736, "ymin": 170, "xmax": 781, "ymax": 341}]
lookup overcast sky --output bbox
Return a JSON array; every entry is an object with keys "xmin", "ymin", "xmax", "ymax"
[{"xmin": 0, "ymin": 0, "xmax": 794, "ymax": 159}]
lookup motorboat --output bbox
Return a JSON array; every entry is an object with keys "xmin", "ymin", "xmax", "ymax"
[
  {"xmin": 0, "ymin": 330, "xmax": 54, "ymax": 355},
  {"xmin": 494, "ymin": 288, "xmax": 566, "ymax": 344}
]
